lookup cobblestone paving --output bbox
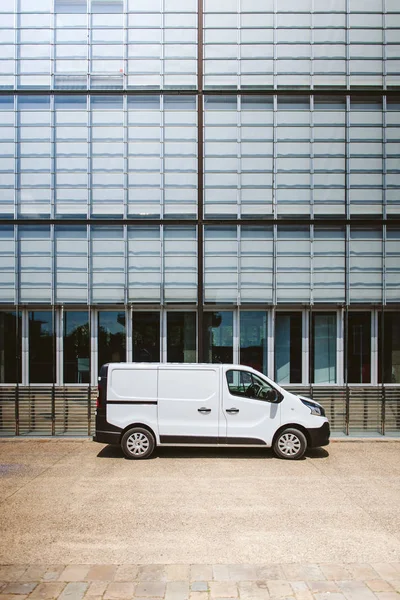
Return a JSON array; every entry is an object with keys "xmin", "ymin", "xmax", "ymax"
[{"xmin": 0, "ymin": 563, "xmax": 399, "ymax": 600}]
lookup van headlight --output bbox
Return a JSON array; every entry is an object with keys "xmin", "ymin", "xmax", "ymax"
[{"xmin": 300, "ymin": 398, "xmax": 325, "ymax": 417}]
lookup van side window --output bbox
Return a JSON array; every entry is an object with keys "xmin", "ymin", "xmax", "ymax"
[{"xmin": 226, "ymin": 370, "xmax": 275, "ymax": 401}]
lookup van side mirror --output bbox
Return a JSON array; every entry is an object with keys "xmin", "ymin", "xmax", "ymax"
[{"xmin": 266, "ymin": 388, "xmax": 280, "ymax": 403}]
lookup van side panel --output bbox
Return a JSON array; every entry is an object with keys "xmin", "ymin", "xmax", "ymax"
[{"xmin": 158, "ymin": 366, "xmax": 220, "ymax": 440}]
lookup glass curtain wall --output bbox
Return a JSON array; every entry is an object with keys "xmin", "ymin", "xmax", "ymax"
[
  {"xmin": 98, "ymin": 311, "xmax": 126, "ymax": 371},
  {"xmin": 63, "ymin": 311, "xmax": 90, "ymax": 383},
  {"xmin": 0, "ymin": 311, "xmax": 21, "ymax": 384},
  {"xmin": 28, "ymin": 311, "xmax": 54, "ymax": 383},
  {"xmin": 204, "ymin": 312, "xmax": 233, "ymax": 364},
  {"xmin": 275, "ymin": 312, "xmax": 302, "ymax": 384},
  {"xmin": 240, "ymin": 312, "xmax": 267, "ymax": 375},
  {"xmin": 167, "ymin": 312, "xmax": 196, "ymax": 363}
]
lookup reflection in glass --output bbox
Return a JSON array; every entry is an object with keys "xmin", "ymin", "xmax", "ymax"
[
  {"xmin": 240, "ymin": 311, "xmax": 267, "ymax": 375},
  {"xmin": 347, "ymin": 312, "xmax": 371, "ymax": 383},
  {"xmin": 204, "ymin": 312, "xmax": 233, "ymax": 364},
  {"xmin": 379, "ymin": 312, "xmax": 400, "ymax": 383},
  {"xmin": 0, "ymin": 312, "xmax": 21, "ymax": 384},
  {"xmin": 29, "ymin": 311, "xmax": 54, "ymax": 384},
  {"xmin": 275, "ymin": 312, "xmax": 302, "ymax": 384},
  {"xmin": 133, "ymin": 312, "xmax": 160, "ymax": 362},
  {"xmin": 64, "ymin": 311, "xmax": 89, "ymax": 383},
  {"xmin": 312, "ymin": 313, "xmax": 337, "ymax": 384},
  {"xmin": 98, "ymin": 311, "xmax": 126, "ymax": 372},
  {"xmin": 167, "ymin": 312, "xmax": 196, "ymax": 363}
]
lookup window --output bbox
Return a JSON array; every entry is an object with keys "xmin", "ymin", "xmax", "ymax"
[
  {"xmin": 63, "ymin": 311, "xmax": 90, "ymax": 384},
  {"xmin": 275, "ymin": 312, "xmax": 302, "ymax": 384},
  {"xmin": 378, "ymin": 313, "xmax": 400, "ymax": 384},
  {"xmin": 347, "ymin": 312, "xmax": 371, "ymax": 384},
  {"xmin": 312, "ymin": 313, "xmax": 337, "ymax": 384},
  {"xmin": 98, "ymin": 311, "xmax": 126, "ymax": 372},
  {"xmin": 167, "ymin": 312, "xmax": 196, "ymax": 363},
  {"xmin": 226, "ymin": 370, "xmax": 275, "ymax": 402},
  {"xmin": 29, "ymin": 311, "xmax": 54, "ymax": 384},
  {"xmin": 132, "ymin": 312, "xmax": 160, "ymax": 362},
  {"xmin": 240, "ymin": 312, "xmax": 267, "ymax": 375},
  {"xmin": 0, "ymin": 311, "xmax": 21, "ymax": 384},
  {"xmin": 204, "ymin": 311, "xmax": 233, "ymax": 363}
]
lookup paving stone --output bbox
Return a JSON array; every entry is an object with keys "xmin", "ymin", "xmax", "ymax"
[
  {"xmin": 114, "ymin": 566, "xmax": 139, "ymax": 582},
  {"xmin": 58, "ymin": 582, "xmax": 89, "ymax": 600},
  {"xmin": 266, "ymin": 580, "xmax": 293, "ymax": 599},
  {"xmin": 190, "ymin": 583, "xmax": 208, "ymax": 592},
  {"xmin": 1, "ymin": 583, "xmax": 37, "ymax": 595},
  {"xmin": 190, "ymin": 569, "xmax": 212, "ymax": 584},
  {"xmin": 84, "ymin": 582, "xmax": 108, "ymax": 597},
  {"xmin": 208, "ymin": 582, "xmax": 237, "ymax": 598},
  {"xmin": 0, "ymin": 568, "xmax": 27, "ymax": 583},
  {"xmin": 313, "ymin": 594, "xmax": 347, "ymax": 600},
  {"xmin": 165, "ymin": 567, "xmax": 189, "ymax": 582},
  {"xmin": 85, "ymin": 566, "xmax": 117, "ymax": 582},
  {"xmin": 18, "ymin": 567, "xmax": 48, "ymax": 582},
  {"xmin": 366, "ymin": 580, "xmax": 395, "ymax": 592},
  {"xmin": 256, "ymin": 565, "xmax": 286, "ymax": 581},
  {"xmin": 165, "ymin": 581, "xmax": 189, "ymax": 600},
  {"xmin": 29, "ymin": 583, "xmax": 66, "ymax": 600},
  {"xmin": 336, "ymin": 580, "xmax": 378, "ymax": 599},
  {"xmin": 390, "ymin": 563, "xmax": 400, "ymax": 575},
  {"xmin": 371, "ymin": 563, "xmax": 400, "ymax": 580},
  {"xmin": 282, "ymin": 564, "xmax": 325, "ymax": 582},
  {"xmin": 237, "ymin": 581, "xmax": 270, "ymax": 600},
  {"xmin": 83, "ymin": 596, "xmax": 103, "ymax": 600},
  {"xmin": 289, "ymin": 581, "xmax": 313, "ymax": 600},
  {"xmin": 43, "ymin": 568, "xmax": 66, "ymax": 582},
  {"xmin": 389, "ymin": 580, "xmax": 400, "ymax": 592},
  {"xmin": 104, "ymin": 582, "xmax": 135, "ymax": 599},
  {"xmin": 346, "ymin": 564, "xmax": 380, "ymax": 581},
  {"xmin": 307, "ymin": 580, "xmax": 339, "ymax": 593},
  {"xmin": 227, "ymin": 565, "xmax": 257, "ymax": 581},
  {"xmin": 59, "ymin": 567, "xmax": 91, "ymax": 583},
  {"xmin": 137, "ymin": 567, "xmax": 166, "ymax": 583},
  {"xmin": 134, "ymin": 582, "xmax": 166, "ymax": 598},
  {"xmin": 375, "ymin": 594, "xmax": 400, "ymax": 600},
  {"xmin": 189, "ymin": 593, "xmax": 208, "ymax": 600},
  {"xmin": 0, "ymin": 596, "xmax": 28, "ymax": 600},
  {"xmin": 211, "ymin": 568, "xmax": 229, "ymax": 583},
  {"xmin": 319, "ymin": 564, "xmax": 351, "ymax": 581}
]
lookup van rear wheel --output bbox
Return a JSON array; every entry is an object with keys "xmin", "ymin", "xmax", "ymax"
[
  {"xmin": 121, "ymin": 427, "xmax": 155, "ymax": 460},
  {"xmin": 273, "ymin": 428, "xmax": 307, "ymax": 460}
]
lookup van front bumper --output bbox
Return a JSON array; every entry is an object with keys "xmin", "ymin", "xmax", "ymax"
[{"xmin": 307, "ymin": 422, "xmax": 330, "ymax": 448}]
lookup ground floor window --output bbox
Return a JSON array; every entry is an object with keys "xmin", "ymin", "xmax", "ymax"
[
  {"xmin": 167, "ymin": 312, "xmax": 196, "ymax": 363},
  {"xmin": 240, "ymin": 311, "xmax": 268, "ymax": 375},
  {"xmin": 29, "ymin": 311, "xmax": 54, "ymax": 384},
  {"xmin": 63, "ymin": 311, "xmax": 90, "ymax": 384},
  {"xmin": 347, "ymin": 312, "xmax": 371, "ymax": 383},
  {"xmin": 204, "ymin": 311, "xmax": 233, "ymax": 364},
  {"xmin": 275, "ymin": 312, "xmax": 302, "ymax": 384},
  {"xmin": 98, "ymin": 311, "xmax": 126, "ymax": 372},
  {"xmin": 312, "ymin": 313, "xmax": 337, "ymax": 384},
  {"xmin": 379, "ymin": 312, "xmax": 400, "ymax": 383},
  {"xmin": 0, "ymin": 311, "xmax": 21, "ymax": 383},
  {"xmin": 132, "ymin": 312, "xmax": 160, "ymax": 362}
]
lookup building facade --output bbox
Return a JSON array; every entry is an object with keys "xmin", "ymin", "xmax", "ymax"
[{"xmin": 0, "ymin": 0, "xmax": 399, "ymax": 436}]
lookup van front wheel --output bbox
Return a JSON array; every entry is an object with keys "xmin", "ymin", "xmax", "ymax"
[
  {"xmin": 121, "ymin": 427, "xmax": 155, "ymax": 459},
  {"xmin": 273, "ymin": 428, "xmax": 307, "ymax": 460}
]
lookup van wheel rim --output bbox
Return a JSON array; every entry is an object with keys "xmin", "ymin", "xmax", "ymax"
[
  {"xmin": 278, "ymin": 433, "xmax": 301, "ymax": 456},
  {"xmin": 126, "ymin": 432, "xmax": 150, "ymax": 456}
]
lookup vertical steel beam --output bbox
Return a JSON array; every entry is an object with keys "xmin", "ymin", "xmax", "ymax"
[{"xmin": 197, "ymin": 0, "xmax": 204, "ymax": 362}]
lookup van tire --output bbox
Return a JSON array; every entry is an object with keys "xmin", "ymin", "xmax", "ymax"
[
  {"xmin": 121, "ymin": 427, "xmax": 156, "ymax": 460},
  {"xmin": 273, "ymin": 428, "xmax": 307, "ymax": 460}
]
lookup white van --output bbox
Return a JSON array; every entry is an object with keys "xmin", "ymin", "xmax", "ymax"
[{"xmin": 94, "ymin": 363, "xmax": 330, "ymax": 460}]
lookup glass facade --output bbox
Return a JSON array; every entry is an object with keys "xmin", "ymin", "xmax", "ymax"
[{"xmin": 0, "ymin": 0, "xmax": 398, "ymax": 412}]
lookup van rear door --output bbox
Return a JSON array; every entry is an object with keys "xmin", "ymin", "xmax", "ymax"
[{"xmin": 158, "ymin": 366, "xmax": 220, "ymax": 443}]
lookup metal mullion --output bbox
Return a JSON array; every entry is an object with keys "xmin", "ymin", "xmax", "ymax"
[
  {"xmin": 50, "ymin": 0, "xmax": 55, "ymax": 90},
  {"xmin": 310, "ymin": 0, "xmax": 314, "ymax": 90},
  {"xmin": 160, "ymin": 94, "xmax": 165, "ymax": 220},
  {"xmin": 237, "ymin": 94, "xmax": 241, "ymax": 220},
  {"xmin": 90, "ymin": 307, "xmax": 98, "ymax": 386},
  {"xmin": 87, "ymin": 94, "xmax": 91, "ymax": 220},
  {"xmin": 237, "ymin": 223, "xmax": 240, "ymax": 307},
  {"xmin": 123, "ymin": 223, "xmax": 128, "ymax": 306},
  {"xmin": 268, "ymin": 306, "xmax": 274, "ymax": 379},
  {"xmin": 310, "ymin": 222, "xmax": 314, "ymax": 306},
  {"xmin": 383, "ymin": 0, "xmax": 387, "ymax": 91},
  {"xmin": 123, "ymin": 0, "xmax": 128, "ymax": 90},
  {"xmin": 197, "ymin": 0, "xmax": 204, "ymax": 363},
  {"xmin": 371, "ymin": 308, "xmax": 379, "ymax": 386},
  {"xmin": 310, "ymin": 94, "xmax": 314, "ymax": 220},
  {"xmin": 345, "ymin": 95, "xmax": 350, "ymax": 220},
  {"xmin": 50, "ymin": 94, "xmax": 55, "ymax": 220},
  {"xmin": 123, "ymin": 94, "xmax": 128, "ymax": 219},
  {"xmin": 383, "ymin": 94, "xmax": 387, "ymax": 220},
  {"xmin": 160, "ymin": 222, "xmax": 165, "ymax": 307},
  {"xmin": 345, "ymin": 0, "xmax": 350, "ymax": 90},
  {"xmin": 57, "ymin": 305, "xmax": 63, "ymax": 385},
  {"xmin": 161, "ymin": 306, "xmax": 167, "ymax": 363},
  {"xmin": 272, "ymin": 222, "xmax": 277, "ymax": 306},
  {"xmin": 14, "ymin": 95, "xmax": 18, "ymax": 221},
  {"xmin": 22, "ymin": 308, "xmax": 29, "ymax": 386},
  {"xmin": 273, "ymin": 0, "xmax": 277, "ymax": 90}
]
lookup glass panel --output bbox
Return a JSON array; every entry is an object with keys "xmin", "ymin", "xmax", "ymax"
[
  {"xmin": 98, "ymin": 311, "xmax": 126, "ymax": 372},
  {"xmin": 275, "ymin": 312, "xmax": 302, "ymax": 384},
  {"xmin": 0, "ymin": 311, "xmax": 21, "ymax": 384},
  {"xmin": 347, "ymin": 312, "xmax": 371, "ymax": 384},
  {"xmin": 63, "ymin": 311, "xmax": 90, "ymax": 384},
  {"xmin": 29, "ymin": 311, "xmax": 54, "ymax": 384},
  {"xmin": 240, "ymin": 311, "xmax": 267, "ymax": 375},
  {"xmin": 378, "ymin": 312, "xmax": 400, "ymax": 384},
  {"xmin": 204, "ymin": 311, "xmax": 233, "ymax": 363},
  {"xmin": 312, "ymin": 313, "xmax": 337, "ymax": 384},
  {"xmin": 132, "ymin": 312, "xmax": 160, "ymax": 362},
  {"xmin": 167, "ymin": 312, "xmax": 196, "ymax": 362}
]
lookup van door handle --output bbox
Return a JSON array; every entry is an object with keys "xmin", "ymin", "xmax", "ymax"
[
  {"xmin": 198, "ymin": 407, "xmax": 211, "ymax": 414},
  {"xmin": 226, "ymin": 408, "xmax": 239, "ymax": 414}
]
